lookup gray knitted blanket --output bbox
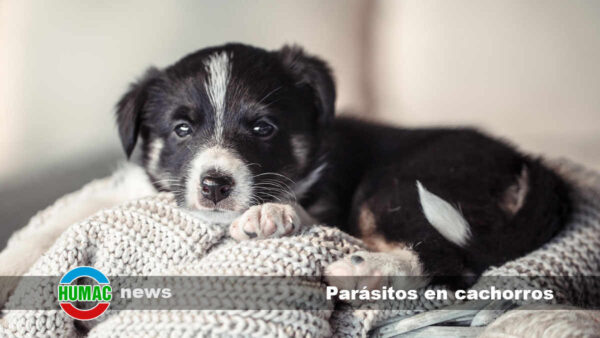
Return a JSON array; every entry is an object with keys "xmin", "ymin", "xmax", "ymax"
[{"xmin": 1, "ymin": 159, "xmax": 599, "ymax": 337}]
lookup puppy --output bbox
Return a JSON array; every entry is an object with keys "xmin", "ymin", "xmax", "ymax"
[
  {"xmin": 0, "ymin": 43, "xmax": 570, "ymax": 296},
  {"xmin": 114, "ymin": 43, "xmax": 570, "ymax": 290}
]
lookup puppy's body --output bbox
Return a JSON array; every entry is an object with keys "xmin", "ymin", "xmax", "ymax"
[
  {"xmin": 314, "ymin": 119, "xmax": 570, "ymax": 286},
  {"xmin": 117, "ymin": 43, "xmax": 569, "ymax": 289},
  {"xmin": 0, "ymin": 43, "xmax": 571, "ymax": 296}
]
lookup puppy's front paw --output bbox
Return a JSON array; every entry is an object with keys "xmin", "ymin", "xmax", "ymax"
[{"xmin": 229, "ymin": 203, "xmax": 300, "ymax": 241}]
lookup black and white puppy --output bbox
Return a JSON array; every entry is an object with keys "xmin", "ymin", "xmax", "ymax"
[{"xmin": 116, "ymin": 43, "xmax": 571, "ymax": 290}]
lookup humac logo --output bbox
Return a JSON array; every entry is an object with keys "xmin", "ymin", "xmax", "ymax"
[{"xmin": 57, "ymin": 266, "xmax": 112, "ymax": 320}]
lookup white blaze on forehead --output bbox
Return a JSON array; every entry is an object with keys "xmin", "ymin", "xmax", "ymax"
[
  {"xmin": 185, "ymin": 146, "xmax": 252, "ymax": 212},
  {"xmin": 203, "ymin": 52, "xmax": 231, "ymax": 143},
  {"xmin": 417, "ymin": 181, "xmax": 471, "ymax": 247}
]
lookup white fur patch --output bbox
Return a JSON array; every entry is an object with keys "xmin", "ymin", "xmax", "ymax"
[
  {"xmin": 417, "ymin": 181, "xmax": 471, "ymax": 247},
  {"xmin": 146, "ymin": 139, "xmax": 164, "ymax": 176},
  {"xmin": 203, "ymin": 52, "xmax": 231, "ymax": 143},
  {"xmin": 290, "ymin": 134, "xmax": 310, "ymax": 169},
  {"xmin": 111, "ymin": 162, "xmax": 158, "ymax": 198},
  {"xmin": 293, "ymin": 162, "xmax": 327, "ymax": 199},
  {"xmin": 185, "ymin": 146, "xmax": 252, "ymax": 214}
]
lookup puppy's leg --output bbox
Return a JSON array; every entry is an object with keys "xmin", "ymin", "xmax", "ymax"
[
  {"xmin": 229, "ymin": 203, "xmax": 315, "ymax": 240},
  {"xmin": 325, "ymin": 177, "xmax": 466, "ymax": 291},
  {"xmin": 325, "ymin": 199, "xmax": 432, "ymax": 290},
  {"xmin": 325, "ymin": 244, "xmax": 429, "ymax": 291}
]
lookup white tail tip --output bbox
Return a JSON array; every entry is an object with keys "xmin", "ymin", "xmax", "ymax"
[{"xmin": 417, "ymin": 181, "xmax": 471, "ymax": 247}]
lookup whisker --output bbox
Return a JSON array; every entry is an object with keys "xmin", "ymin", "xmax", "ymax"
[
  {"xmin": 255, "ymin": 86, "xmax": 282, "ymax": 106},
  {"xmin": 253, "ymin": 172, "xmax": 296, "ymax": 184},
  {"xmin": 257, "ymin": 179, "xmax": 295, "ymax": 192},
  {"xmin": 256, "ymin": 191, "xmax": 283, "ymax": 203},
  {"xmin": 260, "ymin": 97, "xmax": 282, "ymax": 110},
  {"xmin": 243, "ymin": 162, "xmax": 262, "ymax": 169},
  {"xmin": 255, "ymin": 187, "xmax": 296, "ymax": 203}
]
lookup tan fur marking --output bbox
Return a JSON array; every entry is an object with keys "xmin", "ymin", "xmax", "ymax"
[
  {"xmin": 500, "ymin": 167, "xmax": 530, "ymax": 216},
  {"xmin": 358, "ymin": 203, "xmax": 377, "ymax": 236},
  {"xmin": 364, "ymin": 234, "xmax": 409, "ymax": 252},
  {"xmin": 358, "ymin": 203, "xmax": 409, "ymax": 253}
]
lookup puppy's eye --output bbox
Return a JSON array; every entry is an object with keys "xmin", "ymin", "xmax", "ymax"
[
  {"xmin": 174, "ymin": 123, "xmax": 193, "ymax": 137},
  {"xmin": 251, "ymin": 119, "xmax": 277, "ymax": 138}
]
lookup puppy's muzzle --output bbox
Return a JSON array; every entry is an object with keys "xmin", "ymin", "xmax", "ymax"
[{"xmin": 200, "ymin": 170, "xmax": 234, "ymax": 204}]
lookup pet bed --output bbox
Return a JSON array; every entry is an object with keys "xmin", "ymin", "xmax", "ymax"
[{"xmin": 0, "ymin": 159, "xmax": 598, "ymax": 337}]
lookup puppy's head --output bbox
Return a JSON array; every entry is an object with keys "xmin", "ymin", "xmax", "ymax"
[{"xmin": 115, "ymin": 43, "xmax": 335, "ymax": 223}]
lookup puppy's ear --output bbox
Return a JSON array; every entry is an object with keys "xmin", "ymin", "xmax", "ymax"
[
  {"xmin": 115, "ymin": 67, "xmax": 161, "ymax": 158},
  {"xmin": 277, "ymin": 45, "xmax": 336, "ymax": 125}
]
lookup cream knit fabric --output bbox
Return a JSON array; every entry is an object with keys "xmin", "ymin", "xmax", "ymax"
[
  {"xmin": 479, "ymin": 304, "xmax": 600, "ymax": 338},
  {"xmin": 0, "ymin": 159, "xmax": 599, "ymax": 337}
]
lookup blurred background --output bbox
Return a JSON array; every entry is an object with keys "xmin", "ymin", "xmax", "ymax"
[{"xmin": 1, "ymin": 0, "xmax": 599, "ymax": 247}]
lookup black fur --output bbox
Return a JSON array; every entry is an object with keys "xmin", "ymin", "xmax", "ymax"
[
  {"xmin": 116, "ymin": 67, "xmax": 162, "ymax": 158},
  {"xmin": 115, "ymin": 43, "xmax": 571, "ymax": 284},
  {"xmin": 312, "ymin": 121, "xmax": 571, "ymax": 280}
]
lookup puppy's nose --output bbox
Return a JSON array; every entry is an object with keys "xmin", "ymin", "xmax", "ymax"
[{"xmin": 200, "ymin": 174, "xmax": 233, "ymax": 204}]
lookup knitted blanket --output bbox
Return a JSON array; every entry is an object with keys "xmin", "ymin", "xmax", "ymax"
[{"xmin": 1, "ymin": 159, "xmax": 599, "ymax": 337}]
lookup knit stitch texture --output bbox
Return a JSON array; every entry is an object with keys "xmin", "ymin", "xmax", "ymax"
[{"xmin": 0, "ymin": 159, "xmax": 598, "ymax": 337}]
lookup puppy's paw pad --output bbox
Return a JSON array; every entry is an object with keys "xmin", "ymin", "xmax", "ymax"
[
  {"xmin": 229, "ymin": 203, "xmax": 299, "ymax": 241},
  {"xmin": 325, "ymin": 250, "xmax": 429, "ymax": 291},
  {"xmin": 324, "ymin": 251, "xmax": 384, "ymax": 291}
]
